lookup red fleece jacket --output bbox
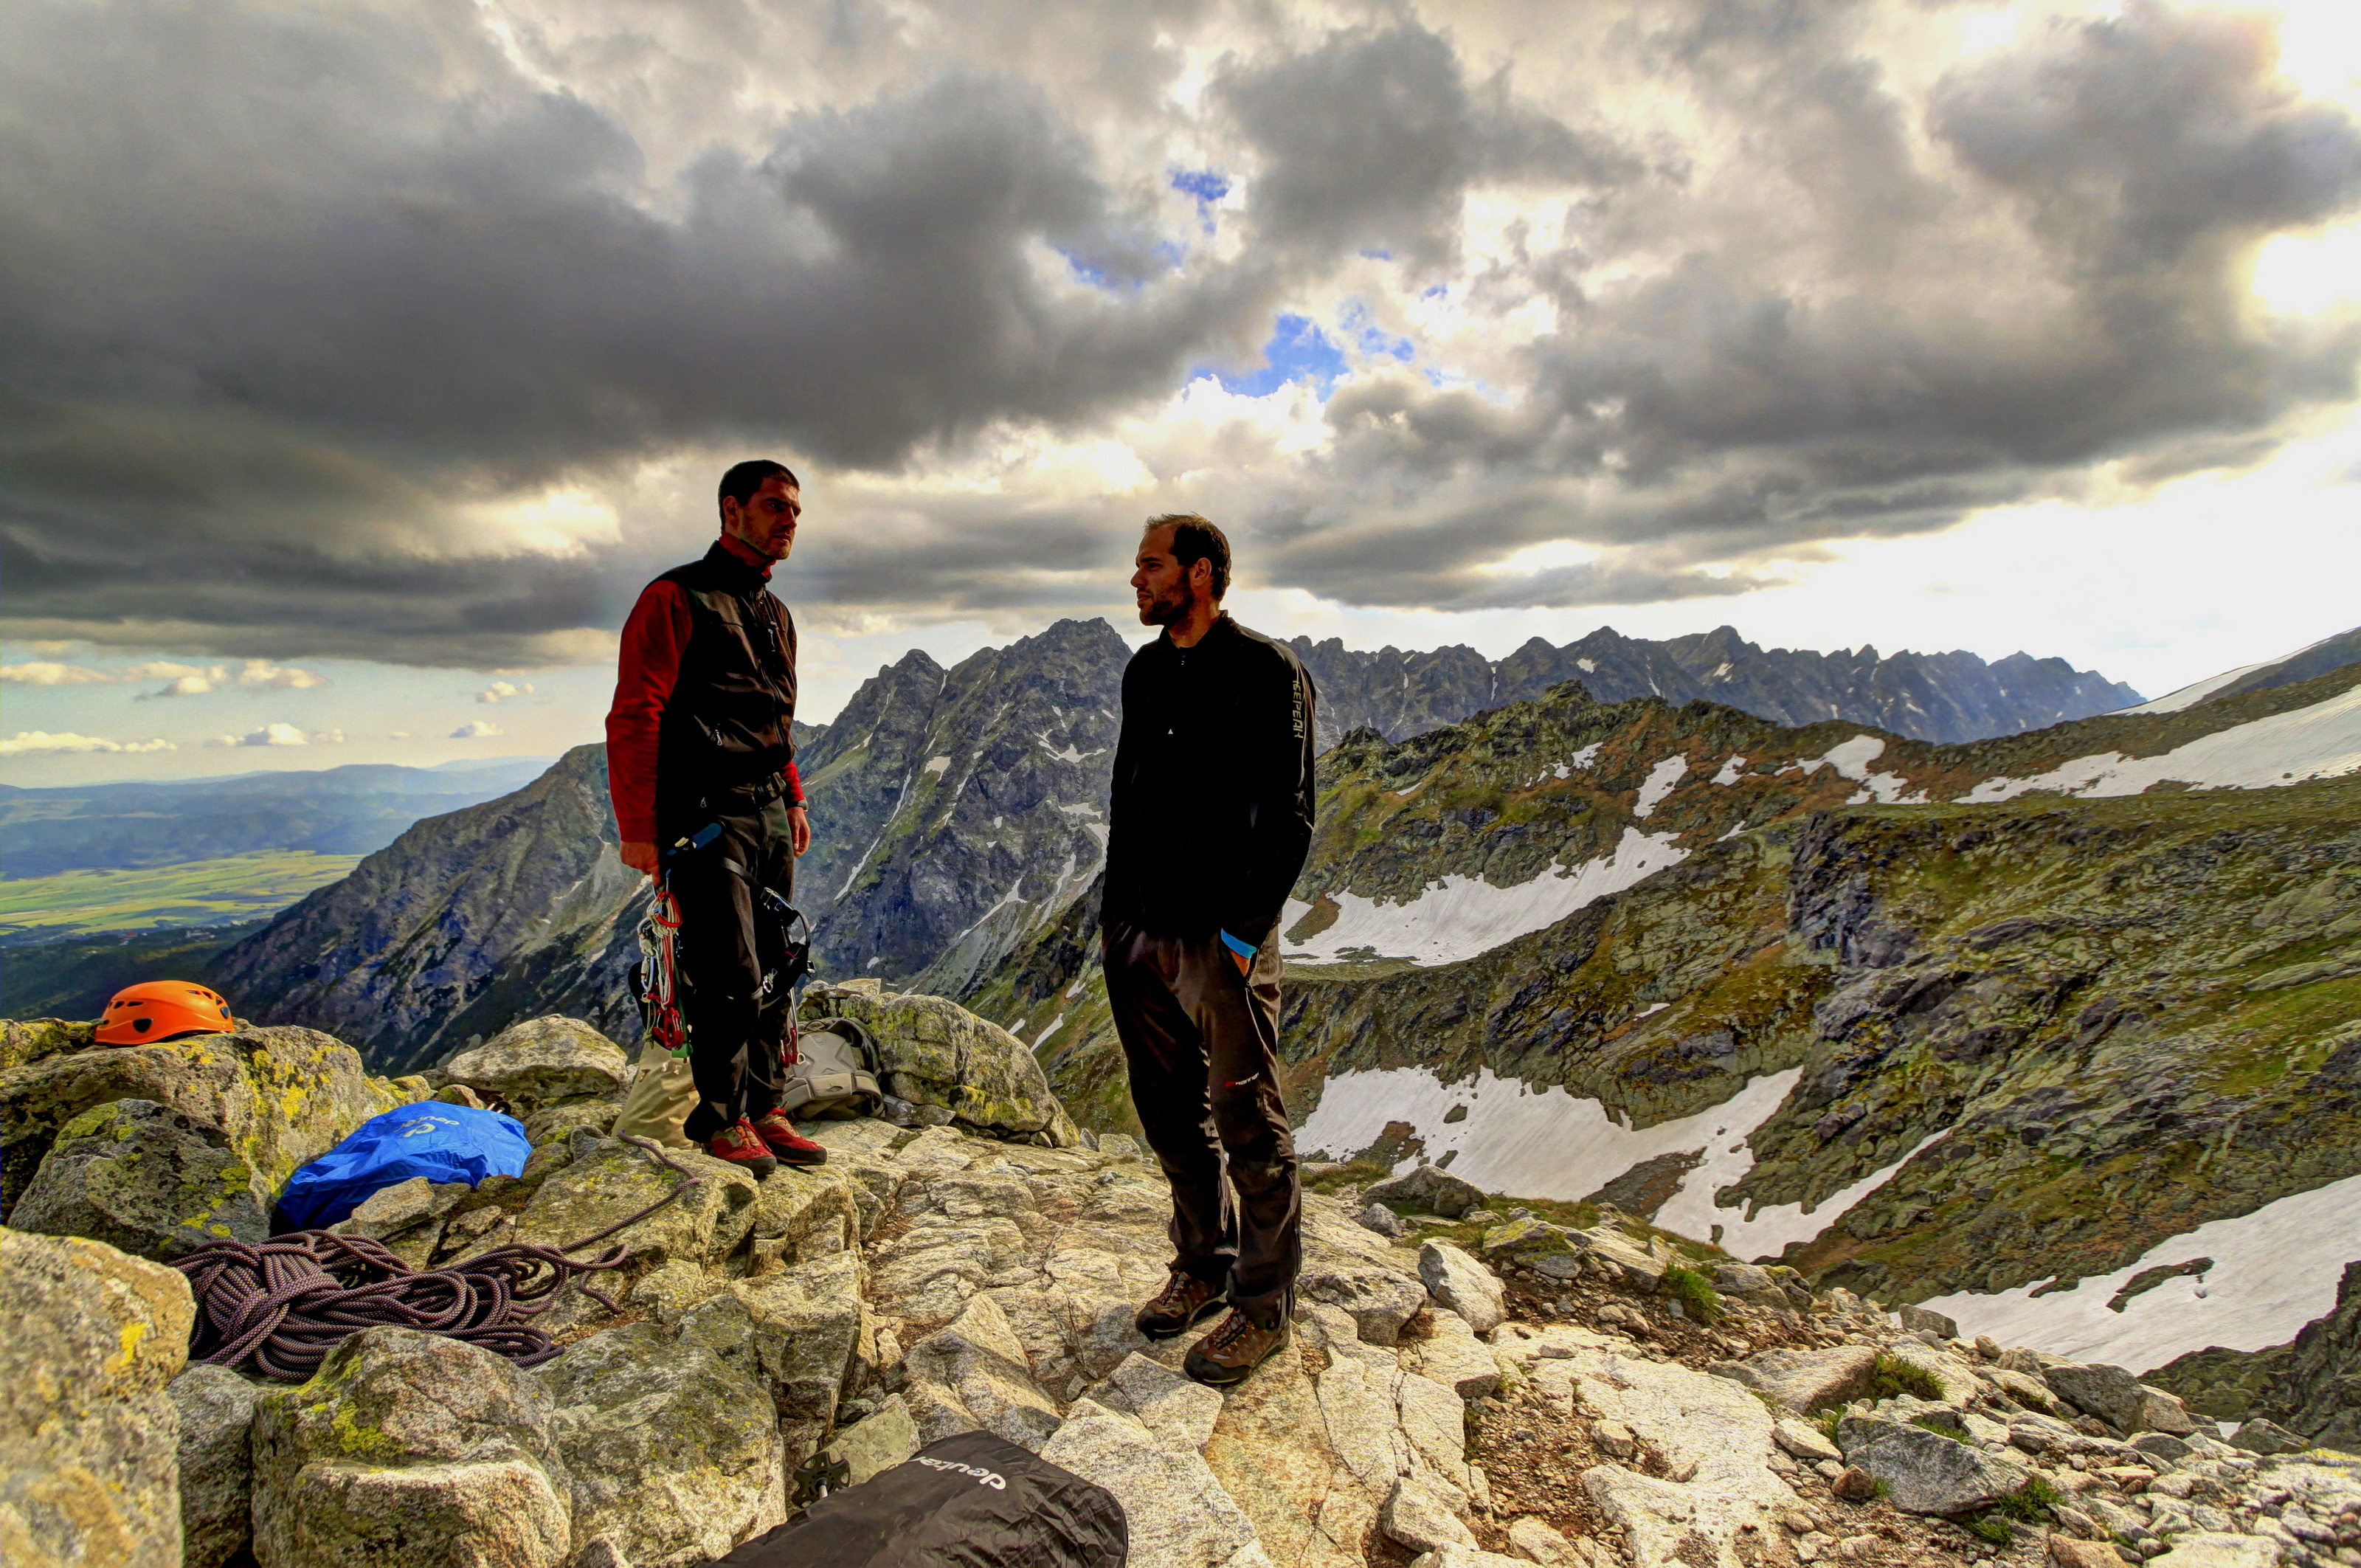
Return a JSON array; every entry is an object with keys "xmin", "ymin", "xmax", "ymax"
[{"xmin": 605, "ymin": 533, "xmax": 802, "ymax": 843}]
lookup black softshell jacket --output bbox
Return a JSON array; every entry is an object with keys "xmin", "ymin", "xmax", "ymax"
[
  {"xmin": 1102, "ymin": 614, "xmax": 1317, "ymax": 943},
  {"xmin": 653, "ymin": 541, "xmax": 799, "ymax": 821}
]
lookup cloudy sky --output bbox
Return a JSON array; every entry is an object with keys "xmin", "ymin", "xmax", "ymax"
[{"xmin": 4, "ymin": 0, "xmax": 2359, "ymax": 783}]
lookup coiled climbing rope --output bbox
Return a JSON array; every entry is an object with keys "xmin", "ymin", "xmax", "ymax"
[{"xmin": 172, "ymin": 1134, "xmax": 703, "ymax": 1380}]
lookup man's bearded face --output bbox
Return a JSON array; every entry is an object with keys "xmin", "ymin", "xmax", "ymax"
[{"xmin": 1133, "ymin": 526, "xmax": 1200, "ymax": 626}]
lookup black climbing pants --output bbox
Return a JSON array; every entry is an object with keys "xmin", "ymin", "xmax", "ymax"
[
  {"xmin": 1102, "ymin": 916, "xmax": 1300, "ymax": 1328},
  {"xmin": 663, "ymin": 795, "xmax": 796, "ymax": 1143}
]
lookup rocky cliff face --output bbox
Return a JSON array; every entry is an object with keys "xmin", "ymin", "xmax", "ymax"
[
  {"xmin": 1294, "ymin": 623, "xmax": 2145, "ymax": 752},
  {"xmin": 793, "ymin": 616, "xmax": 1128, "ymax": 995},
  {"xmin": 212, "ymin": 620, "xmax": 1130, "ymax": 1073},
  {"xmin": 211, "ymin": 745, "xmax": 643, "ymax": 1077}
]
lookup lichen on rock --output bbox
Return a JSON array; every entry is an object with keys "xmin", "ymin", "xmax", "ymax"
[
  {"xmin": 0, "ymin": 1024, "xmax": 406, "ymax": 1217},
  {"xmin": 0, "ymin": 1225, "xmax": 196, "ymax": 1568}
]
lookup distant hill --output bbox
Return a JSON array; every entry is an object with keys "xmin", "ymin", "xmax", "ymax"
[{"xmin": 0, "ymin": 757, "xmax": 557, "ymax": 877}]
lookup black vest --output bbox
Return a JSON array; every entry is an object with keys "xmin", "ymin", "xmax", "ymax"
[{"xmin": 655, "ymin": 542, "xmax": 798, "ymax": 820}]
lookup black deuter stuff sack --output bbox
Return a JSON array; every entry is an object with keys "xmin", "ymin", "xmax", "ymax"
[{"xmin": 714, "ymin": 1431, "xmax": 1127, "ymax": 1568}]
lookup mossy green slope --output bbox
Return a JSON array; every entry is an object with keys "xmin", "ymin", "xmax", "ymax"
[{"xmin": 969, "ymin": 666, "xmax": 2361, "ymax": 1305}]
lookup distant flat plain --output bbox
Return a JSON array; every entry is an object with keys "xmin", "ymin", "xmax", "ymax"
[{"xmin": 0, "ymin": 851, "xmax": 362, "ymax": 942}]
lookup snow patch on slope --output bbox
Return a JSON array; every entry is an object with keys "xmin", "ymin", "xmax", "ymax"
[
  {"xmin": 1960, "ymin": 683, "xmax": 2361, "ymax": 802},
  {"xmin": 1282, "ymin": 826, "xmax": 1687, "ymax": 965},
  {"xmin": 1633, "ymin": 755, "xmax": 1688, "ymax": 817},
  {"xmin": 1921, "ymin": 1172, "xmax": 2361, "ymax": 1373},
  {"xmin": 1537, "ymin": 743, "xmax": 1603, "ymax": 786},
  {"xmin": 1297, "ymin": 1066, "xmax": 1931, "ymax": 1258},
  {"xmin": 1662, "ymin": 1129, "xmax": 1948, "ymax": 1263},
  {"xmin": 1788, "ymin": 734, "xmax": 1924, "ymax": 804}
]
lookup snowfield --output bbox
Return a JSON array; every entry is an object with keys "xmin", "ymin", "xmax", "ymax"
[
  {"xmin": 1281, "ymin": 827, "xmax": 1688, "ymax": 965},
  {"xmin": 1958, "ymin": 682, "xmax": 2361, "ymax": 802},
  {"xmin": 1296, "ymin": 1060, "xmax": 2361, "ymax": 1369},
  {"xmin": 1296, "ymin": 1065, "xmax": 1942, "ymax": 1259},
  {"xmin": 1788, "ymin": 733, "xmax": 1925, "ymax": 804},
  {"xmin": 1920, "ymin": 1171, "xmax": 2361, "ymax": 1373}
]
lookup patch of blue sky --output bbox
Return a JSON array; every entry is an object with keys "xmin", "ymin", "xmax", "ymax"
[
  {"xmin": 1196, "ymin": 314, "xmax": 1349, "ymax": 398},
  {"xmin": 1062, "ymin": 249, "xmax": 1115, "ymax": 288},
  {"xmin": 1170, "ymin": 170, "xmax": 1228, "ymax": 237},
  {"xmin": 1338, "ymin": 299, "xmax": 1413, "ymax": 362},
  {"xmin": 1169, "ymin": 170, "xmax": 1230, "ymax": 203}
]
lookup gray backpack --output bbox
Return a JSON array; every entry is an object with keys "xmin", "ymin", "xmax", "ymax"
[{"xmin": 784, "ymin": 1018, "xmax": 883, "ymax": 1119}]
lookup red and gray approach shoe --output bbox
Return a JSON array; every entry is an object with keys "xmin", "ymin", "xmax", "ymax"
[
  {"xmin": 708, "ymin": 1117, "xmax": 778, "ymax": 1180},
  {"xmin": 750, "ymin": 1111, "xmax": 829, "ymax": 1167}
]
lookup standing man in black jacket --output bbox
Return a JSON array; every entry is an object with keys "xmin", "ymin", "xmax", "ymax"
[{"xmin": 1103, "ymin": 513, "xmax": 1317, "ymax": 1387}]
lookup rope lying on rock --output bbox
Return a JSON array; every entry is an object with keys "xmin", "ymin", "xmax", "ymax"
[{"xmin": 172, "ymin": 1133, "xmax": 702, "ymax": 1381}]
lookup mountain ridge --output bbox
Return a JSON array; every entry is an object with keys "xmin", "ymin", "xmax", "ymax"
[{"xmin": 1292, "ymin": 621, "xmax": 2144, "ymax": 751}]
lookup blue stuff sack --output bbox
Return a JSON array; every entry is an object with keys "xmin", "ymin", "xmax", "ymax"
[{"xmin": 276, "ymin": 1102, "xmax": 530, "ymax": 1232}]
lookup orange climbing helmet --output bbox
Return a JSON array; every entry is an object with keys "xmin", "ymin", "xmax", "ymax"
[{"xmin": 96, "ymin": 981, "xmax": 238, "ymax": 1046}]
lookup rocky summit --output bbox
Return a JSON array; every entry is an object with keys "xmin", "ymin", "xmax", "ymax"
[{"xmin": 8, "ymin": 994, "xmax": 2361, "ymax": 1568}]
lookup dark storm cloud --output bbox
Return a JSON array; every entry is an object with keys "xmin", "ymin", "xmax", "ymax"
[
  {"xmin": 0, "ymin": 9, "xmax": 1265, "ymax": 477},
  {"xmin": 1247, "ymin": 1, "xmax": 2361, "ymax": 611},
  {"xmin": 3, "ymin": 0, "xmax": 2359, "ymax": 655},
  {"xmin": 1217, "ymin": 24, "xmax": 1644, "ymax": 268},
  {"xmin": 1930, "ymin": 4, "xmax": 2361, "ymax": 274},
  {"xmin": 0, "ymin": 0, "xmax": 1290, "ymax": 660}
]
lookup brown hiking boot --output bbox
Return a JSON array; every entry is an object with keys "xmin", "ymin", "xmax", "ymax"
[
  {"xmin": 708, "ymin": 1117, "xmax": 778, "ymax": 1180},
  {"xmin": 749, "ymin": 1110, "xmax": 828, "ymax": 1167},
  {"xmin": 1135, "ymin": 1272, "xmax": 1226, "ymax": 1339},
  {"xmin": 1183, "ymin": 1309, "xmax": 1290, "ymax": 1387}
]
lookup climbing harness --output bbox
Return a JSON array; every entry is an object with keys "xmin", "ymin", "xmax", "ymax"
[
  {"xmin": 172, "ymin": 1136, "xmax": 704, "ymax": 1380},
  {"xmin": 633, "ymin": 817, "xmax": 813, "ymax": 1065}
]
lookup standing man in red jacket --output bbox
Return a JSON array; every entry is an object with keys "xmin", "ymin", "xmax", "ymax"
[{"xmin": 605, "ymin": 459, "xmax": 827, "ymax": 1178}]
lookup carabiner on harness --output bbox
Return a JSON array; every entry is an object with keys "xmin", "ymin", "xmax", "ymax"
[{"xmin": 634, "ymin": 886, "xmax": 691, "ymax": 1059}]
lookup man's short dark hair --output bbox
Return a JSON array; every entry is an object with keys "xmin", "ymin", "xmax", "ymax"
[
  {"xmin": 1147, "ymin": 513, "xmax": 1230, "ymax": 600},
  {"xmin": 719, "ymin": 459, "xmax": 799, "ymax": 514}
]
